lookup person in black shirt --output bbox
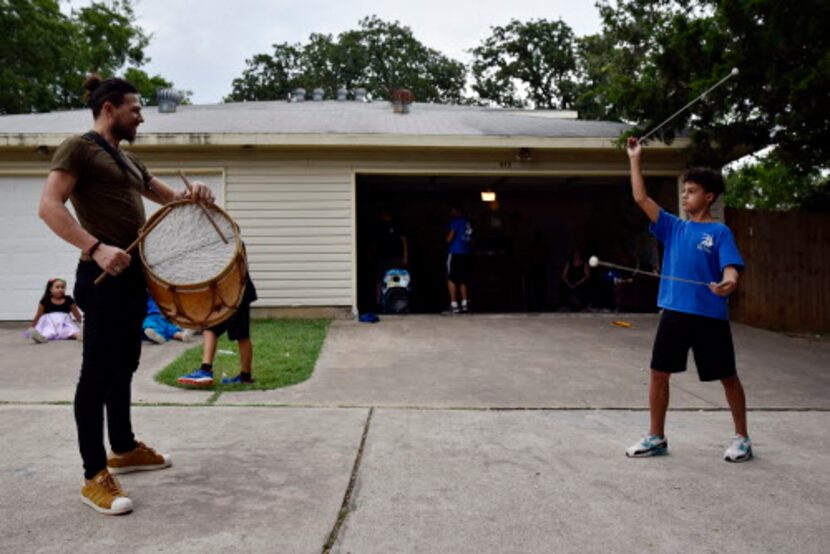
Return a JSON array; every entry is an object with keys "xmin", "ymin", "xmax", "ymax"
[
  {"xmin": 29, "ymin": 278, "xmax": 83, "ymax": 342},
  {"xmin": 560, "ymin": 248, "xmax": 591, "ymax": 311}
]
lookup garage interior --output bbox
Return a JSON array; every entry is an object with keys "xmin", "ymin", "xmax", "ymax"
[{"xmin": 356, "ymin": 174, "xmax": 678, "ymax": 314}]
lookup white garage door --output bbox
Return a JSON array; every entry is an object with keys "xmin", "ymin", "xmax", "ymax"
[{"xmin": 0, "ymin": 173, "xmax": 224, "ymax": 321}]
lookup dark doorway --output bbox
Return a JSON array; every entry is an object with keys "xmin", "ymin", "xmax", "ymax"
[{"xmin": 356, "ymin": 174, "xmax": 676, "ymax": 314}]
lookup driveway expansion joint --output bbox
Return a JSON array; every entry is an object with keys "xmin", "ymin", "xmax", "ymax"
[{"xmin": 323, "ymin": 406, "xmax": 374, "ymax": 553}]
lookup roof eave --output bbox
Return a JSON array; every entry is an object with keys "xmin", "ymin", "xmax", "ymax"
[{"xmin": 0, "ymin": 133, "xmax": 692, "ymax": 150}]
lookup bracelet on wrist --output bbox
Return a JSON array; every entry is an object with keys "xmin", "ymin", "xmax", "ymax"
[{"xmin": 86, "ymin": 240, "xmax": 102, "ymax": 257}]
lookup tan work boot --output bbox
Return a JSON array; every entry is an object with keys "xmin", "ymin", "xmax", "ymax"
[
  {"xmin": 81, "ymin": 469, "xmax": 133, "ymax": 515},
  {"xmin": 108, "ymin": 441, "xmax": 172, "ymax": 475}
]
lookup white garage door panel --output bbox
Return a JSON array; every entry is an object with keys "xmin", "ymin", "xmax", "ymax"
[
  {"xmin": 0, "ymin": 174, "xmax": 224, "ymax": 321},
  {"xmin": 0, "ymin": 176, "xmax": 80, "ymax": 321}
]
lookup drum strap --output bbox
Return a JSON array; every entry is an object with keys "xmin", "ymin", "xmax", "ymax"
[{"xmin": 82, "ymin": 131, "xmax": 148, "ymax": 188}]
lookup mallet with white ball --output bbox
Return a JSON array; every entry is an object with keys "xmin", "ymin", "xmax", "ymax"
[
  {"xmin": 588, "ymin": 255, "xmax": 716, "ymax": 288},
  {"xmin": 639, "ymin": 67, "xmax": 739, "ymax": 143}
]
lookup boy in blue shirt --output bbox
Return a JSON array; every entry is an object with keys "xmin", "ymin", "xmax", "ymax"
[
  {"xmin": 625, "ymin": 137, "xmax": 752, "ymax": 463},
  {"xmin": 446, "ymin": 203, "xmax": 473, "ymax": 313}
]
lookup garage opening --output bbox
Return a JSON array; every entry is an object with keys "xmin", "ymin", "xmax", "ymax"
[{"xmin": 356, "ymin": 174, "xmax": 678, "ymax": 314}]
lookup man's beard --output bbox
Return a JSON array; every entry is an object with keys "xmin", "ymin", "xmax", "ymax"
[{"xmin": 111, "ymin": 120, "xmax": 137, "ymax": 143}]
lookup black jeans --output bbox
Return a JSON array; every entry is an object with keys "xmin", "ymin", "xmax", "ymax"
[{"xmin": 74, "ymin": 258, "xmax": 146, "ymax": 479}]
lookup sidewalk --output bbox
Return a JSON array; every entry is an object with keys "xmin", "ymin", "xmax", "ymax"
[{"xmin": 1, "ymin": 315, "xmax": 829, "ymax": 553}]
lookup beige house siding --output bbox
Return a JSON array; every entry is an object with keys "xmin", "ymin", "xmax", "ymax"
[{"xmin": 225, "ymin": 162, "xmax": 354, "ymax": 307}]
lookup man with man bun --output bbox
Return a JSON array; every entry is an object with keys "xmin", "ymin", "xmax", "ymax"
[{"xmin": 39, "ymin": 75, "xmax": 215, "ymax": 515}]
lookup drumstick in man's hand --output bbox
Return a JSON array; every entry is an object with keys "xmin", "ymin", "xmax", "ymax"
[
  {"xmin": 179, "ymin": 171, "xmax": 228, "ymax": 244},
  {"xmin": 94, "ymin": 205, "xmax": 174, "ymax": 285}
]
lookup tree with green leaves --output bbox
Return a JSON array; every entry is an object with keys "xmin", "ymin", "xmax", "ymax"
[
  {"xmin": 725, "ymin": 158, "xmax": 830, "ymax": 211},
  {"xmin": 75, "ymin": 0, "xmax": 149, "ymax": 75},
  {"xmin": 470, "ymin": 19, "xmax": 579, "ymax": 109},
  {"xmin": 0, "ymin": 0, "xmax": 181, "ymax": 114},
  {"xmin": 0, "ymin": 0, "xmax": 81, "ymax": 114},
  {"xmin": 226, "ymin": 16, "xmax": 466, "ymax": 103},
  {"xmin": 353, "ymin": 16, "xmax": 466, "ymax": 103},
  {"xmin": 574, "ymin": 0, "xmax": 830, "ymax": 174},
  {"xmin": 225, "ymin": 45, "xmax": 305, "ymax": 102}
]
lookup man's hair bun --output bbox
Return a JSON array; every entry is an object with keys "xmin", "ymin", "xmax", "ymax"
[
  {"xmin": 82, "ymin": 74, "xmax": 102, "ymax": 104},
  {"xmin": 83, "ymin": 74, "xmax": 102, "ymax": 93}
]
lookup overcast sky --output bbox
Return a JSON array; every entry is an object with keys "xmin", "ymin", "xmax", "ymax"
[{"xmin": 65, "ymin": 0, "xmax": 603, "ymax": 104}]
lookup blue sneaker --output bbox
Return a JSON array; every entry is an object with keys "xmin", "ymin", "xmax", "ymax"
[
  {"xmin": 176, "ymin": 369, "xmax": 214, "ymax": 387},
  {"xmin": 626, "ymin": 435, "xmax": 668, "ymax": 457},
  {"xmin": 221, "ymin": 374, "xmax": 254, "ymax": 385}
]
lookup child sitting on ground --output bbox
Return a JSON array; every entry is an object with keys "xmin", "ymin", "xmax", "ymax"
[
  {"xmin": 29, "ymin": 278, "xmax": 83, "ymax": 343},
  {"xmin": 142, "ymin": 296, "xmax": 191, "ymax": 344}
]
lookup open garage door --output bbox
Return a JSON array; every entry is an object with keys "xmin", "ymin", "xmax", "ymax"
[
  {"xmin": 356, "ymin": 174, "xmax": 677, "ymax": 314},
  {"xmin": 0, "ymin": 172, "xmax": 223, "ymax": 321}
]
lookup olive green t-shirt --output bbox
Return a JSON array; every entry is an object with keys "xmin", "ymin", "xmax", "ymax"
[{"xmin": 51, "ymin": 134, "xmax": 152, "ymax": 249}]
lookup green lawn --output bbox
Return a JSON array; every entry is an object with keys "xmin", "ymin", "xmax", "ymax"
[{"xmin": 155, "ymin": 319, "xmax": 331, "ymax": 391}]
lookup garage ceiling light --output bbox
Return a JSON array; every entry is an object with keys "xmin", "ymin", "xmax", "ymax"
[{"xmin": 481, "ymin": 191, "xmax": 497, "ymax": 202}]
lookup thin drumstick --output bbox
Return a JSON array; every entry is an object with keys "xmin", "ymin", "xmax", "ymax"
[
  {"xmin": 640, "ymin": 68, "xmax": 739, "ymax": 143},
  {"xmin": 94, "ymin": 205, "xmax": 173, "ymax": 285},
  {"xmin": 179, "ymin": 171, "xmax": 228, "ymax": 244},
  {"xmin": 591, "ymin": 257, "xmax": 712, "ymax": 287}
]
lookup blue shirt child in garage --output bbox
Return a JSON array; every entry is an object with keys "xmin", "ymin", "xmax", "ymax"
[{"xmin": 446, "ymin": 203, "xmax": 473, "ymax": 313}]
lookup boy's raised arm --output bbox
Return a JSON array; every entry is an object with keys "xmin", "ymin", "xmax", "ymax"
[{"xmin": 627, "ymin": 137, "xmax": 661, "ymax": 223}]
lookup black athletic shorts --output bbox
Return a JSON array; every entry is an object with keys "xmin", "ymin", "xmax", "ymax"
[
  {"xmin": 209, "ymin": 300, "xmax": 250, "ymax": 341},
  {"xmin": 650, "ymin": 309, "xmax": 737, "ymax": 382},
  {"xmin": 447, "ymin": 253, "xmax": 471, "ymax": 284},
  {"xmin": 209, "ymin": 275, "xmax": 257, "ymax": 341}
]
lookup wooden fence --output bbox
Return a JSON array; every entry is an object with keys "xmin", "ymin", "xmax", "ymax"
[{"xmin": 726, "ymin": 208, "xmax": 830, "ymax": 333}]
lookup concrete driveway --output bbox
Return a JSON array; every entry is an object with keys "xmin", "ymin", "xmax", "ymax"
[{"xmin": 1, "ymin": 314, "xmax": 829, "ymax": 553}]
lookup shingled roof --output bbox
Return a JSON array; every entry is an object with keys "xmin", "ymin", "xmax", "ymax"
[{"xmin": 0, "ymin": 101, "xmax": 648, "ymax": 149}]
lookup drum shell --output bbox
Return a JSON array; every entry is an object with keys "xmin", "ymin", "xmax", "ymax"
[{"xmin": 140, "ymin": 201, "xmax": 247, "ymax": 330}]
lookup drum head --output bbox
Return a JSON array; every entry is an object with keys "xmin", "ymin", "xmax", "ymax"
[{"xmin": 142, "ymin": 203, "xmax": 238, "ymax": 286}]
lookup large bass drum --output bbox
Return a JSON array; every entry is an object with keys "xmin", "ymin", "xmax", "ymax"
[{"xmin": 139, "ymin": 200, "xmax": 247, "ymax": 329}]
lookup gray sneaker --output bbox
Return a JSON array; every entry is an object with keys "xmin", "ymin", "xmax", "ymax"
[
  {"xmin": 626, "ymin": 435, "xmax": 668, "ymax": 457},
  {"xmin": 144, "ymin": 328, "xmax": 166, "ymax": 344},
  {"xmin": 29, "ymin": 327, "xmax": 47, "ymax": 343},
  {"xmin": 724, "ymin": 435, "xmax": 753, "ymax": 463}
]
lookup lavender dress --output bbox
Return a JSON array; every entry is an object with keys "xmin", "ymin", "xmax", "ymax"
[{"xmin": 34, "ymin": 296, "xmax": 81, "ymax": 340}]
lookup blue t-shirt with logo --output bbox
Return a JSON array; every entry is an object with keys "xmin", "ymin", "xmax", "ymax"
[
  {"xmin": 448, "ymin": 217, "xmax": 473, "ymax": 255},
  {"xmin": 650, "ymin": 209, "xmax": 744, "ymax": 320}
]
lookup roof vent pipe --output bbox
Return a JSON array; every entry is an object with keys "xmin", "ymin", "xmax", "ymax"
[
  {"xmin": 354, "ymin": 87, "xmax": 367, "ymax": 102},
  {"xmin": 391, "ymin": 88, "xmax": 414, "ymax": 114},
  {"xmin": 336, "ymin": 86, "xmax": 348, "ymax": 101},
  {"xmin": 292, "ymin": 87, "xmax": 306, "ymax": 102},
  {"xmin": 156, "ymin": 89, "xmax": 183, "ymax": 113},
  {"xmin": 312, "ymin": 88, "xmax": 324, "ymax": 101}
]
